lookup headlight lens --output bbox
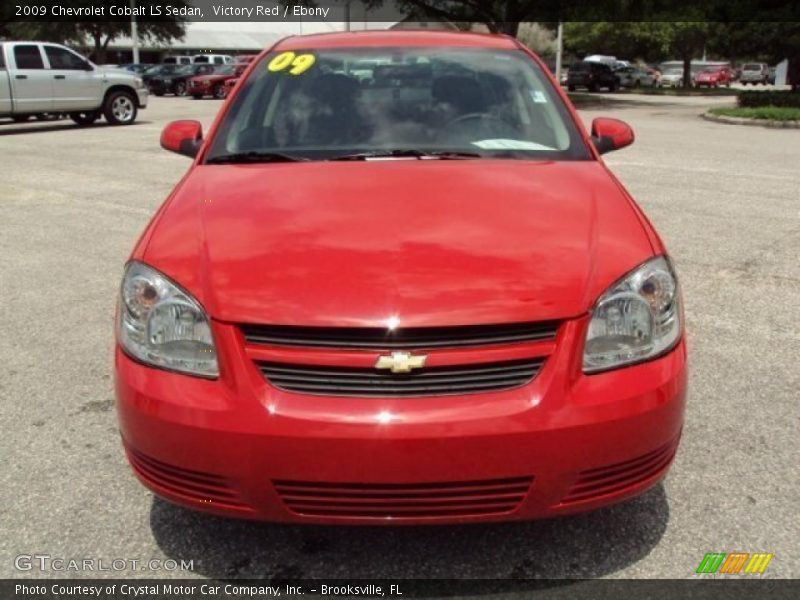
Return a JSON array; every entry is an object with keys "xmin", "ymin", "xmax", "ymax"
[
  {"xmin": 134, "ymin": 76, "xmax": 143, "ymax": 87},
  {"xmin": 118, "ymin": 262, "xmax": 218, "ymax": 377},
  {"xmin": 583, "ymin": 256, "xmax": 681, "ymax": 373}
]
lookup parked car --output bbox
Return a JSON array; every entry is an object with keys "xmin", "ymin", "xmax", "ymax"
[
  {"xmin": 187, "ymin": 64, "xmax": 247, "ymax": 99},
  {"xmin": 0, "ymin": 41, "xmax": 147, "ymax": 125},
  {"xmin": 223, "ymin": 76, "xmax": 239, "ymax": 98},
  {"xmin": 192, "ymin": 54, "xmax": 234, "ymax": 65},
  {"xmin": 116, "ymin": 31, "xmax": 686, "ymax": 525},
  {"xmin": 740, "ymin": 63, "xmax": 770, "ymax": 85},
  {"xmin": 148, "ymin": 64, "xmax": 215, "ymax": 97},
  {"xmin": 694, "ymin": 66, "xmax": 733, "ymax": 88},
  {"xmin": 566, "ymin": 61, "xmax": 619, "ymax": 91},
  {"xmin": 616, "ymin": 66, "xmax": 656, "ymax": 88},
  {"xmin": 658, "ymin": 68, "xmax": 685, "ymax": 88},
  {"xmin": 218, "ymin": 56, "xmax": 258, "ymax": 99},
  {"xmin": 162, "ymin": 55, "xmax": 192, "ymax": 66}
]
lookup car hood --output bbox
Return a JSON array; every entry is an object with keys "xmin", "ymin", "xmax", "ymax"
[{"xmin": 142, "ymin": 160, "xmax": 654, "ymax": 327}]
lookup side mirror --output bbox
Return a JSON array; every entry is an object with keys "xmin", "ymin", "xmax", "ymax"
[
  {"xmin": 591, "ymin": 117, "xmax": 634, "ymax": 154},
  {"xmin": 161, "ymin": 120, "xmax": 203, "ymax": 158}
]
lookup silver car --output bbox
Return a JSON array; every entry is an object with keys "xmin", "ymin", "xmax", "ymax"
[
  {"xmin": 740, "ymin": 63, "xmax": 770, "ymax": 85},
  {"xmin": 617, "ymin": 66, "xmax": 656, "ymax": 88},
  {"xmin": 659, "ymin": 68, "xmax": 685, "ymax": 88}
]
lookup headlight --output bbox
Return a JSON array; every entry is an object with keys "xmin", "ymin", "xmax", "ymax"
[
  {"xmin": 583, "ymin": 256, "xmax": 681, "ymax": 373},
  {"xmin": 134, "ymin": 76, "xmax": 143, "ymax": 88},
  {"xmin": 118, "ymin": 262, "xmax": 218, "ymax": 378}
]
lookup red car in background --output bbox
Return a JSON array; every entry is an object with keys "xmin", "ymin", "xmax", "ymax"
[
  {"xmin": 222, "ymin": 55, "xmax": 258, "ymax": 98},
  {"xmin": 187, "ymin": 64, "xmax": 245, "ymax": 99},
  {"xmin": 116, "ymin": 31, "xmax": 686, "ymax": 525},
  {"xmin": 694, "ymin": 66, "xmax": 733, "ymax": 87}
]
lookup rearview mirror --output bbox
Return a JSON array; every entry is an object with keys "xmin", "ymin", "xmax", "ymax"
[
  {"xmin": 161, "ymin": 120, "xmax": 203, "ymax": 158},
  {"xmin": 591, "ymin": 117, "xmax": 634, "ymax": 154}
]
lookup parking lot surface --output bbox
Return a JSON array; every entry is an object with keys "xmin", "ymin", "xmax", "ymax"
[{"xmin": 1, "ymin": 93, "xmax": 797, "ymax": 581}]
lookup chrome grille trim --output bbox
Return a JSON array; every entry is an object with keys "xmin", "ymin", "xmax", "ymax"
[{"xmin": 258, "ymin": 358, "xmax": 544, "ymax": 397}]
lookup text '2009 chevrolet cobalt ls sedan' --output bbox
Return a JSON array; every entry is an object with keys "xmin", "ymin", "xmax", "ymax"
[{"xmin": 115, "ymin": 31, "xmax": 686, "ymax": 524}]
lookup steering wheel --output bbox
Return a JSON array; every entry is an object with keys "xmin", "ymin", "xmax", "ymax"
[{"xmin": 438, "ymin": 112, "xmax": 518, "ymax": 142}]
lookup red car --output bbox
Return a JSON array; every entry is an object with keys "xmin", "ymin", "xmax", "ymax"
[
  {"xmin": 187, "ymin": 64, "xmax": 247, "ymax": 99},
  {"xmin": 223, "ymin": 76, "xmax": 239, "ymax": 98},
  {"xmin": 694, "ymin": 66, "xmax": 732, "ymax": 88},
  {"xmin": 116, "ymin": 31, "xmax": 687, "ymax": 524}
]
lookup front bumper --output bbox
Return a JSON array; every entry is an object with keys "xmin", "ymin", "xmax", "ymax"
[
  {"xmin": 116, "ymin": 318, "xmax": 687, "ymax": 524},
  {"xmin": 136, "ymin": 87, "xmax": 148, "ymax": 109}
]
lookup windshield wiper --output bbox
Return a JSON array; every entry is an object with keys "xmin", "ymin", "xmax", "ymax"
[
  {"xmin": 206, "ymin": 151, "xmax": 308, "ymax": 164},
  {"xmin": 327, "ymin": 150, "xmax": 483, "ymax": 161}
]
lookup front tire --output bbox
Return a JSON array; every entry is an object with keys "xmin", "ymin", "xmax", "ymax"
[
  {"xmin": 213, "ymin": 83, "xmax": 226, "ymax": 99},
  {"xmin": 70, "ymin": 111, "xmax": 100, "ymax": 126},
  {"xmin": 12, "ymin": 115, "xmax": 31, "ymax": 123},
  {"xmin": 174, "ymin": 81, "xmax": 187, "ymax": 97},
  {"xmin": 567, "ymin": 85, "xmax": 576, "ymax": 92},
  {"xmin": 103, "ymin": 91, "xmax": 137, "ymax": 125}
]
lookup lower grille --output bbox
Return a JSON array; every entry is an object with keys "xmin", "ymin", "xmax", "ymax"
[
  {"xmin": 126, "ymin": 447, "xmax": 249, "ymax": 510},
  {"xmin": 560, "ymin": 439, "xmax": 678, "ymax": 505},
  {"xmin": 274, "ymin": 477, "xmax": 533, "ymax": 519},
  {"xmin": 259, "ymin": 358, "xmax": 544, "ymax": 397}
]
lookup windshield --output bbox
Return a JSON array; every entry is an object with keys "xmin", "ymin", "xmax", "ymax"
[
  {"xmin": 206, "ymin": 47, "xmax": 589, "ymax": 162},
  {"xmin": 743, "ymin": 64, "xmax": 761, "ymax": 71}
]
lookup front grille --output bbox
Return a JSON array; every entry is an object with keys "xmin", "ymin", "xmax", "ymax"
[
  {"xmin": 559, "ymin": 438, "xmax": 678, "ymax": 505},
  {"xmin": 258, "ymin": 358, "xmax": 544, "ymax": 397},
  {"xmin": 274, "ymin": 477, "xmax": 533, "ymax": 519},
  {"xmin": 126, "ymin": 446, "xmax": 249, "ymax": 510},
  {"xmin": 241, "ymin": 321, "xmax": 559, "ymax": 350}
]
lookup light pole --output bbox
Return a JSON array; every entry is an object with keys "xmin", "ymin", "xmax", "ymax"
[
  {"xmin": 130, "ymin": 0, "xmax": 140, "ymax": 64},
  {"xmin": 555, "ymin": 22, "xmax": 564, "ymax": 84}
]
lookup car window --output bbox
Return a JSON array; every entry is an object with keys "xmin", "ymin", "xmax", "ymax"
[
  {"xmin": 14, "ymin": 45, "xmax": 45, "ymax": 69},
  {"xmin": 214, "ymin": 56, "xmax": 224, "ymax": 65},
  {"xmin": 45, "ymin": 46, "xmax": 87, "ymax": 70},
  {"xmin": 0, "ymin": 45, "xmax": 5, "ymax": 69},
  {"xmin": 194, "ymin": 56, "xmax": 209, "ymax": 64},
  {"xmin": 744, "ymin": 64, "xmax": 761, "ymax": 70},
  {"xmin": 209, "ymin": 47, "xmax": 591, "ymax": 162}
]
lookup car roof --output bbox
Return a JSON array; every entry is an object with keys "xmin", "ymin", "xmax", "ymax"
[{"xmin": 274, "ymin": 30, "xmax": 518, "ymax": 51}]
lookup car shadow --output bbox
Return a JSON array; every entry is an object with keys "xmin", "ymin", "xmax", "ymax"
[
  {"xmin": 150, "ymin": 483, "xmax": 669, "ymax": 585},
  {"xmin": 0, "ymin": 120, "xmax": 152, "ymax": 136}
]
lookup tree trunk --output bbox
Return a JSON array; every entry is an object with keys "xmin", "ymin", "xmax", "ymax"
[
  {"xmin": 497, "ymin": 21, "xmax": 521, "ymax": 37},
  {"xmin": 92, "ymin": 33, "xmax": 105, "ymax": 64},
  {"xmin": 682, "ymin": 55, "xmax": 692, "ymax": 89}
]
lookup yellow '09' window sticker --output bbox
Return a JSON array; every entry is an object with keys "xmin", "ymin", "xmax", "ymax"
[{"xmin": 267, "ymin": 51, "xmax": 316, "ymax": 76}]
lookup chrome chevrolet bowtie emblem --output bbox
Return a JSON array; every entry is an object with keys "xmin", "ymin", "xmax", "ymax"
[{"xmin": 375, "ymin": 351, "xmax": 427, "ymax": 374}]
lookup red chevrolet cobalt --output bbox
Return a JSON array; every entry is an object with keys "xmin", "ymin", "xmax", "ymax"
[{"xmin": 115, "ymin": 31, "xmax": 686, "ymax": 524}]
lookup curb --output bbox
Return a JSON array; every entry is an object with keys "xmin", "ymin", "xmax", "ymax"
[{"xmin": 701, "ymin": 112, "xmax": 800, "ymax": 129}]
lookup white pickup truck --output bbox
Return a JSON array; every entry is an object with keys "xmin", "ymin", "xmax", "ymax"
[{"xmin": 0, "ymin": 41, "xmax": 148, "ymax": 125}]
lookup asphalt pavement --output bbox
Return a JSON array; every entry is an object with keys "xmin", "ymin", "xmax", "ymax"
[{"xmin": 0, "ymin": 92, "xmax": 797, "ymax": 581}]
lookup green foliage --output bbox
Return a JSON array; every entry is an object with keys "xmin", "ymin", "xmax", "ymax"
[
  {"xmin": 737, "ymin": 91, "xmax": 800, "ymax": 109},
  {"xmin": 710, "ymin": 106, "xmax": 800, "ymax": 121}
]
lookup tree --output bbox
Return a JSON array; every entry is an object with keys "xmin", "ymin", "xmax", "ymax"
[
  {"xmin": 4, "ymin": 1, "xmax": 188, "ymax": 63},
  {"xmin": 562, "ymin": 22, "xmax": 713, "ymax": 88},
  {"xmin": 365, "ymin": 0, "xmax": 552, "ymax": 36}
]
